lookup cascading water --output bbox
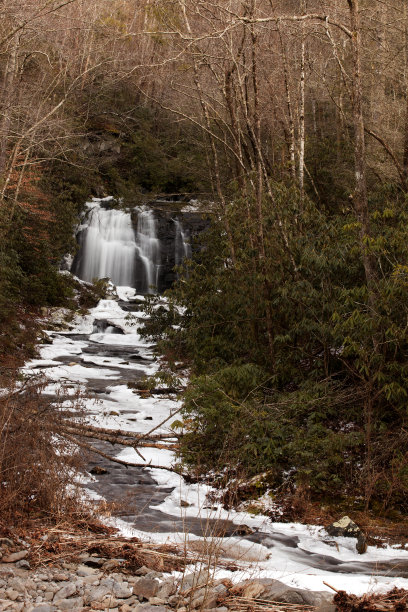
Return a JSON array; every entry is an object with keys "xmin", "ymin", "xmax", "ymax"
[
  {"xmin": 174, "ymin": 219, "xmax": 192, "ymax": 266},
  {"xmin": 72, "ymin": 201, "xmax": 162, "ymax": 293},
  {"xmin": 136, "ymin": 210, "xmax": 160, "ymax": 293},
  {"xmin": 74, "ymin": 204, "xmax": 137, "ymax": 287}
]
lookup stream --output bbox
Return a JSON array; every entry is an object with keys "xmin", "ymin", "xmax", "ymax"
[
  {"xmin": 21, "ymin": 197, "xmax": 408, "ymax": 597},
  {"xmin": 23, "ymin": 289, "xmax": 408, "ymax": 598}
]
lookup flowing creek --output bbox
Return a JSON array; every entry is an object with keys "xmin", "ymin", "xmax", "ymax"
[{"xmin": 22, "ymin": 198, "xmax": 408, "ymax": 597}]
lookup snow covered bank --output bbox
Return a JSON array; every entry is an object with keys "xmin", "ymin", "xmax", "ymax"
[{"xmin": 20, "ymin": 286, "xmax": 408, "ymax": 597}]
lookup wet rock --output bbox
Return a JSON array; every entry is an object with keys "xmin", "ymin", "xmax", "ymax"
[
  {"xmin": 233, "ymin": 524, "xmax": 254, "ymax": 536},
  {"xmin": 90, "ymin": 466, "xmax": 109, "ymax": 475},
  {"xmin": 326, "ymin": 516, "xmax": 361, "ymax": 538},
  {"xmin": 356, "ymin": 532, "xmax": 368, "ymax": 554}
]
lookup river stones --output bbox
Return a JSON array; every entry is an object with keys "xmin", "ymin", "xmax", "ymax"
[
  {"xmin": 132, "ymin": 577, "xmax": 160, "ymax": 600},
  {"xmin": 2, "ymin": 551, "xmax": 29, "ymax": 563}
]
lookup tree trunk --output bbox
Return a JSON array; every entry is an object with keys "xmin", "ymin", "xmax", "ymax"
[
  {"xmin": 0, "ymin": 35, "xmax": 18, "ymax": 179},
  {"xmin": 347, "ymin": 0, "xmax": 377, "ymax": 307},
  {"xmin": 403, "ymin": 0, "xmax": 408, "ymax": 187},
  {"xmin": 299, "ymin": 1, "xmax": 306, "ymax": 208}
]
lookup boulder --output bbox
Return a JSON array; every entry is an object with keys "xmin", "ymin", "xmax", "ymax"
[{"xmin": 326, "ymin": 516, "xmax": 361, "ymax": 538}]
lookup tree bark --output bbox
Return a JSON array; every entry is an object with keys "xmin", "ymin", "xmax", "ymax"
[{"xmin": 347, "ymin": 0, "xmax": 378, "ymax": 307}]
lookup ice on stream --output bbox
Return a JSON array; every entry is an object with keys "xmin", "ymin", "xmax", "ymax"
[{"xmin": 21, "ymin": 286, "xmax": 408, "ymax": 596}]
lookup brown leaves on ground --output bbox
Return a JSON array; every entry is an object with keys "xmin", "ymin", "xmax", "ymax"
[
  {"xmin": 334, "ymin": 588, "xmax": 408, "ymax": 611},
  {"xmin": 0, "ymin": 517, "xmax": 189, "ymax": 574}
]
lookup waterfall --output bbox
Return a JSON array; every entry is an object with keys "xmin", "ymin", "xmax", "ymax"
[
  {"xmin": 72, "ymin": 201, "xmax": 161, "ymax": 292},
  {"xmin": 136, "ymin": 210, "xmax": 160, "ymax": 294},
  {"xmin": 174, "ymin": 219, "xmax": 192, "ymax": 266},
  {"xmin": 74, "ymin": 204, "xmax": 137, "ymax": 287}
]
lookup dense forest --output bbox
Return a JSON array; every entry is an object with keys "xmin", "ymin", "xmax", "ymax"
[{"xmin": 2, "ymin": 0, "xmax": 408, "ymax": 517}]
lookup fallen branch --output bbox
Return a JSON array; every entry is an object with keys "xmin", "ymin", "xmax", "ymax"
[
  {"xmin": 137, "ymin": 406, "xmax": 183, "ymax": 443},
  {"xmin": 63, "ymin": 433, "xmax": 183, "ymax": 474},
  {"xmin": 65, "ymin": 421, "xmax": 177, "ymax": 440},
  {"xmin": 61, "ymin": 424, "xmax": 178, "ymax": 451}
]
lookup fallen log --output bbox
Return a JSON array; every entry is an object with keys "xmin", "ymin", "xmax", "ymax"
[
  {"xmin": 62, "ymin": 432, "xmax": 183, "ymax": 474},
  {"xmin": 58, "ymin": 420, "xmax": 178, "ymax": 441},
  {"xmin": 61, "ymin": 424, "xmax": 178, "ymax": 451}
]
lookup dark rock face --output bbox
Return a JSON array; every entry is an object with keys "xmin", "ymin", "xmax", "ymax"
[{"xmin": 153, "ymin": 208, "xmax": 209, "ymax": 292}]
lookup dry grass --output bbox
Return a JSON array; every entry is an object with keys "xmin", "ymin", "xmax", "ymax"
[{"xmin": 0, "ymin": 375, "xmax": 87, "ymax": 525}]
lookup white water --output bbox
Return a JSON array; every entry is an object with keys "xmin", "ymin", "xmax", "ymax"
[
  {"xmin": 174, "ymin": 219, "xmax": 191, "ymax": 266},
  {"xmin": 74, "ymin": 201, "xmax": 161, "ymax": 293},
  {"xmin": 136, "ymin": 209, "xmax": 160, "ymax": 293},
  {"xmin": 77, "ymin": 205, "xmax": 137, "ymax": 287}
]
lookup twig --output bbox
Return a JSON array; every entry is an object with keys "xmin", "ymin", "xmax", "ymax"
[{"xmin": 323, "ymin": 582, "xmax": 339, "ymax": 593}]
